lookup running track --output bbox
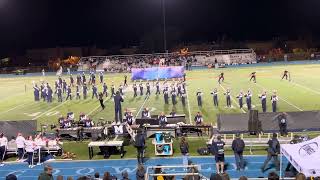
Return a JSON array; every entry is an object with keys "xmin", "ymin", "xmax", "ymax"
[{"xmin": 0, "ymin": 155, "xmax": 287, "ymax": 179}]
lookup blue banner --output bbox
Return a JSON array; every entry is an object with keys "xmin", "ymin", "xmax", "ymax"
[{"xmin": 131, "ymin": 66, "xmax": 185, "ymax": 80}]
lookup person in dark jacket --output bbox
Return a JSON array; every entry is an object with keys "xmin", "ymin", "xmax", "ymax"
[
  {"xmin": 261, "ymin": 133, "xmax": 280, "ymax": 172},
  {"xmin": 136, "ymin": 164, "xmax": 146, "ymax": 180},
  {"xmin": 231, "ymin": 133, "xmax": 245, "ymax": 171},
  {"xmin": 114, "ymin": 91, "xmax": 124, "ymax": 123},
  {"xmin": 38, "ymin": 165, "xmax": 54, "ymax": 180},
  {"xmin": 212, "ymin": 136, "xmax": 225, "ymax": 174},
  {"xmin": 135, "ymin": 130, "xmax": 146, "ymax": 164},
  {"xmin": 180, "ymin": 137, "xmax": 189, "ymax": 167}
]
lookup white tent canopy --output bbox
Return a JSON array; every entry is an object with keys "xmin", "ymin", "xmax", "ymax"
[{"xmin": 281, "ymin": 136, "xmax": 320, "ymax": 177}]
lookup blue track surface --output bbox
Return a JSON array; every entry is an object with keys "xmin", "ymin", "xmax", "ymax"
[{"xmin": 0, "ymin": 156, "xmax": 288, "ymax": 179}]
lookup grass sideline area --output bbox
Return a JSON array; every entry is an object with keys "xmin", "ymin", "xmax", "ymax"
[{"xmin": 1, "ymin": 63, "xmax": 320, "ymax": 159}]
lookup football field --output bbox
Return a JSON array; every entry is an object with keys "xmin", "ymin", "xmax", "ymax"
[{"xmin": 1, "ymin": 63, "xmax": 320, "ymax": 129}]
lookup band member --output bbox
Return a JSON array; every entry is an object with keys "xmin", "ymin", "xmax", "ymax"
[
  {"xmin": 170, "ymin": 109, "xmax": 176, "ymax": 116},
  {"xmin": 218, "ymin": 72, "xmax": 224, "ymax": 84},
  {"xmin": 33, "ymin": 84, "xmax": 40, "ymax": 101},
  {"xmin": 224, "ymin": 89, "xmax": 231, "ymax": 107},
  {"xmin": 164, "ymin": 89, "xmax": 169, "ymax": 104},
  {"xmin": 58, "ymin": 76, "xmax": 63, "ymax": 86},
  {"xmin": 114, "ymin": 91, "xmax": 124, "ymax": 123},
  {"xmin": 181, "ymin": 90, "xmax": 187, "ymax": 107},
  {"xmin": 196, "ymin": 89, "xmax": 203, "ymax": 107},
  {"xmin": 75, "ymin": 85, "xmax": 80, "ymax": 99},
  {"xmin": 155, "ymin": 80, "xmax": 161, "ymax": 95},
  {"xmin": 133, "ymin": 82, "xmax": 138, "ymax": 97},
  {"xmin": 70, "ymin": 75, "xmax": 74, "ymax": 87},
  {"xmin": 82, "ymin": 72, "xmax": 86, "ymax": 84},
  {"xmin": 92, "ymin": 85, "xmax": 98, "ymax": 99},
  {"xmin": 194, "ymin": 112, "xmax": 203, "ymax": 125},
  {"xmin": 99, "ymin": 92, "xmax": 105, "ymax": 110},
  {"xmin": 57, "ymin": 85, "xmax": 63, "ymax": 102},
  {"xmin": 103, "ymin": 82, "xmax": 108, "ymax": 97},
  {"xmin": 83, "ymin": 83, "xmax": 88, "ymax": 100},
  {"xmin": 210, "ymin": 88, "xmax": 218, "ymax": 107},
  {"xmin": 249, "ymin": 72, "xmax": 256, "ymax": 83},
  {"xmin": 63, "ymin": 119, "xmax": 72, "ymax": 128},
  {"xmin": 119, "ymin": 85, "xmax": 124, "ymax": 95},
  {"xmin": 146, "ymin": 82, "xmax": 151, "ymax": 96},
  {"xmin": 177, "ymin": 82, "xmax": 182, "ymax": 97},
  {"xmin": 111, "ymin": 82, "xmax": 115, "ymax": 96},
  {"xmin": 125, "ymin": 111, "xmax": 135, "ymax": 125},
  {"xmin": 124, "ymin": 75, "xmax": 128, "ymax": 86},
  {"xmin": 99, "ymin": 72, "xmax": 104, "ymax": 84},
  {"xmin": 90, "ymin": 72, "xmax": 96, "ymax": 85},
  {"xmin": 46, "ymin": 85, "xmax": 53, "ymax": 103},
  {"xmin": 84, "ymin": 118, "xmax": 94, "ymax": 127},
  {"xmin": 139, "ymin": 81, "xmax": 144, "ymax": 96},
  {"xmin": 271, "ymin": 91, "xmax": 279, "ymax": 112},
  {"xmin": 259, "ymin": 91, "xmax": 267, "ymax": 112},
  {"xmin": 76, "ymin": 73, "xmax": 81, "ymax": 85},
  {"xmin": 281, "ymin": 70, "xmax": 290, "ymax": 81},
  {"xmin": 62, "ymin": 80, "xmax": 67, "ymax": 94},
  {"xmin": 158, "ymin": 112, "xmax": 167, "ymax": 127},
  {"xmin": 236, "ymin": 91, "xmax": 244, "ymax": 109},
  {"xmin": 66, "ymin": 85, "xmax": 72, "ymax": 100},
  {"xmin": 171, "ymin": 90, "xmax": 177, "ymax": 105},
  {"xmin": 245, "ymin": 90, "xmax": 252, "ymax": 110},
  {"xmin": 141, "ymin": 108, "xmax": 151, "ymax": 118}
]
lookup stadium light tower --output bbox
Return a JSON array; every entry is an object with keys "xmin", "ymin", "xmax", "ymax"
[{"xmin": 162, "ymin": 0, "xmax": 167, "ymax": 54}]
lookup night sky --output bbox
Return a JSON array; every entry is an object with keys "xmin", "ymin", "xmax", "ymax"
[{"xmin": 1, "ymin": 0, "xmax": 320, "ymax": 57}]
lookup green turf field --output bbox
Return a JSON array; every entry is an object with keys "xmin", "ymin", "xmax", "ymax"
[{"xmin": 1, "ymin": 63, "xmax": 320, "ymax": 129}]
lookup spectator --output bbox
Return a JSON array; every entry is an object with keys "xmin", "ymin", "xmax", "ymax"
[
  {"xmin": 220, "ymin": 173, "xmax": 230, "ymax": 180},
  {"xmin": 295, "ymin": 173, "xmax": 306, "ymax": 180},
  {"xmin": 94, "ymin": 172, "xmax": 102, "ymax": 180},
  {"xmin": 136, "ymin": 164, "xmax": 146, "ymax": 180},
  {"xmin": 238, "ymin": 176, "xmax": 248, "ymax": 180},
  {"xmin": 210, "ymin": 173, "xmax": 222, "ymax": 180},
  {"xmin": 38, "ymin": 164, "xmax": 54, "ymax": 180},
  {"xmin": 134, "ymin": 129, "xmax": 146, "ymax": 164},
  {"xmin": 268, "ymin": 172, "xmax": 279, "ymax": 180},
  {"xmin": 103, "ymin": 171, "xmax": 117, "ymax": 180},
  {"xmin": 5, "ymin": 174, "xmax": 17, "ymax": 180},
  {"xmin": 67, "ymin": 177, "xmax": 74, "ymax": 180},
  {"xmin": 121, "ymin": 170, "xmax": 129, "ymax": 180},
  {"xmin": 25, "ymin": 135, "xmax": 36, "ymax": 168},
  {"xmin": 212, "ymin": 135, "xmax": 225, "ymax": 174},
  {"xmin": 56, "ymin": 175, "xmax": 63, "ymax": 180},
  {"xmin": 231, "ymin": 133, "xmax": 245, "ymax": 171},
  {"xmin": 261, "ymin": 133, "xmax": 280, "ymax": 172},
  {"xmin": 180, "ymin": 137, "xmax": 189, "ymax": 167}
]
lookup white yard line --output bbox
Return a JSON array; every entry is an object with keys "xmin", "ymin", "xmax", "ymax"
[
  {"xmin": 255, "ymin": 83, "xmax": 303, "ymax": 111},
  {"xmin": 0, "ymin": 101, "xmax": 32, "ymax": 115},
  {"xmin": 219, "ymin": 84, "xmax": 246, "ymax": 113},
  {"xmin": 184, "ymin": 83, "xmax": 193, "ymax": 124},
  {"xmin": 135, "ymin": 93, "xmax": 151, "ymax": 119},
  {"xmin": 32, "ymin": 101, "xmax": 68, "ymax": 120},
  {"xmin": 290, "ymin": 81, "xmax": 320, "ymax": 95}
]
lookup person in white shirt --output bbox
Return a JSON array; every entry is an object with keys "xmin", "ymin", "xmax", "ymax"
[
  {"xmin": 25, "ymin": 136, "xmax": 36, "ymax": 168},
  {"xmin": 0, "ymin": 133, "xmax": 8, "ymax": 166},
  {"xmin": 15, "ymin": 133, "xmax": 26, "ymax": 161}
]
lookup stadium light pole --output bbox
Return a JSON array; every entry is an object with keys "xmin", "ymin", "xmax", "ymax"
[{"xmin": 161, "ymin": 0, "xmax": 167, "ymax": 54}]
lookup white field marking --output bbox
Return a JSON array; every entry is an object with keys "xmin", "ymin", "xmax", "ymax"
[
  {"xmin": 87, "ymin": 98, "xmax": 110, "ymax": 116},
  {"xmin": 0, "ymin": 92, "xmax": 27, "ymax": 102},
  {"xmin": 219, "ymin": 84, "xmax": 246, "ymax": 113},
  {"xmin": 32, "ymin": 101, "xmax": 68, "ymax": 120},
  {"xmin": 0, "ymin": 101, "xmax": 32, "ymax": 115},
  {"xmin": 185, "ymin": 83, "xmax": 193, "ymax": 124},
  {"xmin": 135, "ymin": 93, "xmax": 151, "ymax": 119},
  {"xmin": 255, "ymin": 83, "xmax": 303, "ymax": 111},
  {"xmin": 289, "ymin": 81, "xmax": 320, "ymax": 95}
]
